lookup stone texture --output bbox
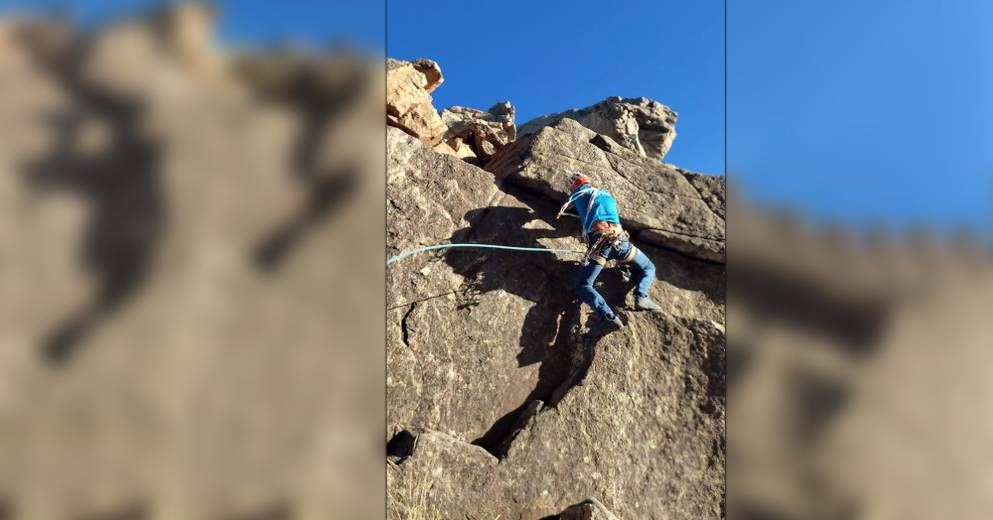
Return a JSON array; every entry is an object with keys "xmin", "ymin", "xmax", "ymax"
[
  {"xmin": 487, "ymin": 118, "xmax": 725, "ymax": 263},
  {"xmin": 517, "ymin": 96, "xmax": 678, "ymax": 161},
  {"xmin": 387, "ymin": 123, "xmax": 725, "ymax": 519},
  {"xmin": 386, "ymin": 429, "xmax": 498, "ymax": 519},
  {"xmin": 386, "ymin": 58, "xmax": 448, "ymax": 145},
  {"xmin": 678, "ymin": 167, "xmax": 726, "ymax": 220},
  {"xmin": 441, "ymin": 101, "xmax": 516, "ymax": 160},
  {"xmin": 432, "ymin": 135, "xmax": 476, "ymax": 161}
]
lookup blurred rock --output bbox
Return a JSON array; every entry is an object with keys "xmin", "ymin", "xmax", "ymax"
[
  {"xmin": 152, "ymin": 1, "xmax": 222, "ymax": 80},
  {"xmin": 728, "ymin": 195, "xmax": 993, "ymax": 520},
  {"xmin": 518, "ymin": 95, "xmax": 678, "ymax": 161},
  {"xmin": 386, "ymin": 57, "xmax": 447, "ymax": 146},
  {"xmin": 0, "ymin": 6, "xmax": 384, "ymax": 519}
]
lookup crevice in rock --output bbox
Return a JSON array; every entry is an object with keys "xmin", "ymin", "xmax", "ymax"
[
  {"xmin": 400, "ymin": 302, "xmax": 416, "ymax": 348},
  {"xmin": 386, "ymin": 429, "xmax": 418, "ymax": 465},
  {"xmin": 470, "ymin": 312, "xmax": 609, "ymax": 460}
]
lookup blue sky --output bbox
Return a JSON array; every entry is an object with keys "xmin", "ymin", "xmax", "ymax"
[
  {"xmin": 730, "ymin": 0, "xmax": 993, "ymax": 233},
  {"xmin": 388, "ymin": 0, "xmax": 725, "ymax": 175}
]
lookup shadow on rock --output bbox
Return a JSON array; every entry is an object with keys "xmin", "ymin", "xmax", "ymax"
[
  {"xmin": 442, "ymin": 187, "xmax": 611, "ymax": 456},
  {"xmin": 247, "ymin": 55, "xmax": 369, "ymax": 274},
  {"xmin": 19, "ymin": 42, "xmax": 166, "ymax": 367}
]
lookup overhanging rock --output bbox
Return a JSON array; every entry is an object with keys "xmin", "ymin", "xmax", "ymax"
[{"xmin": 486, "ymin": 118, "xmax": 725, "ymax": 263}]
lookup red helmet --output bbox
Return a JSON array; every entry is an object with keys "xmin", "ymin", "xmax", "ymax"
[{"xmin": 568, "ymin": 173, "xmax": 591, "ymax": 191}]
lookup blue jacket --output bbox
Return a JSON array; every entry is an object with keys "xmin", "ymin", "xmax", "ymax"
[{"xmin": 569, "ymin": 186, "xmax": 621, "ymax": 234}]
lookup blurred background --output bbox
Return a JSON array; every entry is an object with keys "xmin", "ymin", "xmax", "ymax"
[
  {"xmin": 728, "ymin": 1, "xmax": 993, "ymax": 519},
  {"xmin": 0, "ymin": 1, "xmax": 384, "ymax": 518}
]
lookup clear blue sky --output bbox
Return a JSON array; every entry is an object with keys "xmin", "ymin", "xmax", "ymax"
[
  {"xmin": 730, "ymin": 0, "xmax": 993, "ymax": 234},
  {"xmin": 388, "ymin": 0, "xmax": 725, "ymax": 175}
]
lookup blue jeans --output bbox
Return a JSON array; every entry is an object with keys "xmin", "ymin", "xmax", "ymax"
[{"xmin": 575, "ymin": 233, "xmax": 656, "ymax": 320}]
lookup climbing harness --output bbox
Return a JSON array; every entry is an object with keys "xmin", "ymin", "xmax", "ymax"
[
  {"xmin": 386, "ymin": 243, "xmax": 585, "ymax": 266},
  {"xmin": 581, "ymin": 225, "xmax": 631, "ymax": 266}
]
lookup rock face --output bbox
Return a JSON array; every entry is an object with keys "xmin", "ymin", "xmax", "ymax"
[
  {"xmin": 517, "ymin": 96, "xmax": 678, "ymax": 161},
  {"xmin": 441, "ymin": 101, "xmax": 516, "ymax": 160},
  {"xmin": 388, "ymin": 107, "xmax": 725, "ymax": 518},
  {"xmin": 487, "ymin": 118, "xmax": 725, "ymax": 263},
  {"xmin": 386, "ymin": 57, "xmax": 448, "ymax": 145}
]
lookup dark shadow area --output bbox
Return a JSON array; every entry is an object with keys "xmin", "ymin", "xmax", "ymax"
[
  {"xmin": 245, "ymin": 55, "xmax": 368, "ymax": 274},
  {"xmin": 385, "ymin": 429, "xmax": 417, "ymax": 465},
  {"xmin": 252, "ymin": 170, "xmax": 356, "ymax": 272},
  {"xmin": 730, "ymin": 259, "xmax": 891, "ymax": 357},
  {"xmin": 217, "ymin": 501, "xmax": 293, "ymax": 520},
  {"xmin": 726, "ymin": 338, "xmax": 754, "ymax": 390},
  {"xmin": 442, "ymin": 185, "xmax": 626, "ymax": 457},
  {"xmin": 17, "ymin": 34, "xmax": 166, "ymax": 367},
  {"xmin": 73, "ymin": 501, "xmax": 148, "ymax": 520},
  {"xmin": 789, "ymin": 366, "xmax": 851, "ymax": 444}
]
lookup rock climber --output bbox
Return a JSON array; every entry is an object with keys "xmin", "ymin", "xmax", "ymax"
[{"xmin": 558, "ymin": 173, "xmax": 663, "ymax": 333}]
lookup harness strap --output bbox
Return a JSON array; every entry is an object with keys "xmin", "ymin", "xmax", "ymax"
[
  {"xmin": 618, "ymin": 244, "xmax": 639, "ymax": 264},
  {"xmin": 580, "ymin": 227, "xmax": 629, "ymax": 266},
  {"xmin": 557, "ymin": 186, "xmax": 605, "ymax": 238}
]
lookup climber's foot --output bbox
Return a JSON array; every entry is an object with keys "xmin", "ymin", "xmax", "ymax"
[
  {"xmin": 589, "ymin": 313, "xmax": 624, "ymax": 336},
  {"xmin": 634, "ymin": 296, "xmax": 663, "ymax": 313}
]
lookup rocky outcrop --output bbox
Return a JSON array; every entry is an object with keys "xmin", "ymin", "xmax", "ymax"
[
  {"xmin": 487, "ymin": 118, "xmax": 725, "ymax": 263},
  {"xmin": 517, "ymin": 96, "xmax": 678, "ymax": 161},
  {"xmin": 441, "ymin": 101, "xmax": 516, "ymax": 160},
  {"xmin": 387, "ymin": 121, "xmax": 725, "ymax": 518},
  {"xmin": 386, "ymin": 57, "xmax": 448, "ymax": 145}
]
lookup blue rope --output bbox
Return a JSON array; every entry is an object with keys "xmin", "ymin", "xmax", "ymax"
[{"xmin": 386, "ymin": 243, "xmax": 585, "ymax": 265}]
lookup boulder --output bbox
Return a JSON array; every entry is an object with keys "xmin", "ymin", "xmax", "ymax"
[
  {"xmin": 386, "ymin": 58, "xmax": 447, "ymax": 145},
  {"xmin": 440, "ymin": 101, "xmax": 516, "ymax": 160},
  {"xmin": 487, "ymin": 118, "xmax": 725, "ymax": 263},
  {"xmin": 432, "ymin": 136, "xmax": 476, "ymax": 161},
  {"xmin": 386, "ymin": 429, "xmax": 498, "ymax": 518},
  {"xmin": 517, "ymin": 96, "xmax": 678, "ymax": 161}
]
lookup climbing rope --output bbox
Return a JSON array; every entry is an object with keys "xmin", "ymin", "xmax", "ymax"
[{"xmin": 386, "ymin": 243, "xmax": 585, "ymax": 265}]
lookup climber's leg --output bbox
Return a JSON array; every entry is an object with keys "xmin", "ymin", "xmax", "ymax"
[
  {"xmin": 616, "ymin": 239, "xmax": 662, "ymax": 312},
  {"xmin": 575, "ymin": 259, "xmax": 617, "ymax": 320},
  {"xmin": 628, "ymin": 248, "xmax": 656, "ymax": 300}
]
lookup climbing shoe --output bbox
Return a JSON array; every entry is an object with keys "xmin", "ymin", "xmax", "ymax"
[
  {"xmin": 589, "ymin": 314, "xmax": 624, "ymax": 335},
  {"xmin": 634, "ymin": 296, "xmax": 663, "ymax": 312}
]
